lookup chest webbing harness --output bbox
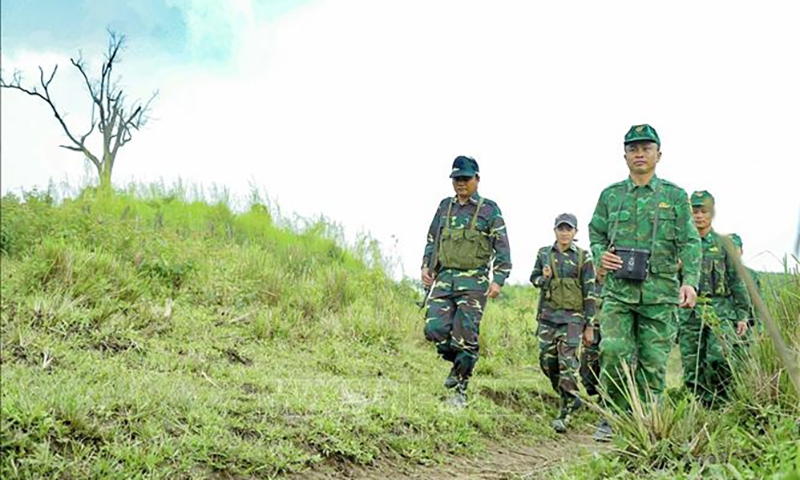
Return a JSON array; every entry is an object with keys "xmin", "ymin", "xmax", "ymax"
[
  {"xmin": 545, "ymin": 247, "xmax": 586, "ymax": 311},
  {"xmin": 437, "ymin": 198, "xmax": 492, "ymax": 270}
]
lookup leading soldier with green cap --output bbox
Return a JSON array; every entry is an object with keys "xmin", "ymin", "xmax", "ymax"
[
  {"xmin": 530, "ymin": 213, "xmax": 597, "ymax": 432},
  {"xmin": 677, "ymin": 192, "xmax": 751, "ymax": 406},
  {"xmin": 421, "ymin": 155, "xmax": 512, "ymax": 408},
  {"xmin": 588, "ymin": 124, "xmax": 701, "ymax": 441}
]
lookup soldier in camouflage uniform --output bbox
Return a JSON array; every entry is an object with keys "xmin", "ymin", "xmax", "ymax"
[
  {"xmin": 730, "ymin": 233, "xmax": 762, "ymax": 330},
  {"xmin": 530, "ymin": 213, "xmax": 597, "ymax": 432},
  {"xmin": 589, "ymin": 124, "xmax": 701, "ymax": 441},
  {"xmin": 580, "ymin": 270, "xmax": 604, "ymax": 400},
  {"xmin": 422, "ymin": 156, "xmax": 512, "ymax": 408},
  {"xmin": 678, "ymin": 192, "xmax": 751, "ymax": 406}
]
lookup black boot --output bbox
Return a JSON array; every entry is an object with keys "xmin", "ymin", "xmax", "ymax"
[
  {"xmin": 593, "ymin": 418, "xmax": 613, "ymax": 442},
  {"xmin": 443, "ymin": 366, "xmax": 459, "ymax": 389},
  {"xmin": 449, "ymin": 379, "xmax": 468, "ymax": 408},
  {"xmin": 552, "ymin": 394, "xmax": 582, "ymax": 433}
]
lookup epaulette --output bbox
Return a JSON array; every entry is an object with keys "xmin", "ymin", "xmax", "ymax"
[
  {"xmin": 658, "ymin": 178, "xmax": 680, "ymax": 189},
  {"xmin": 659, "ymin": 179, "xmax": 691, "ymax": 199},
  {"xmin": 603, "ymin": 180, "xmax": 628, "ymax": 195},
  {"xmin": 480, "ymin": 197, "xmax": 498, "ymax": 209}
]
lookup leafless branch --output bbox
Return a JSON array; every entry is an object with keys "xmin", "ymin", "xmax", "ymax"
[
  {"xmin": 1, "ymin": 30, "xmax": 154, "ymax": 188},
  {"xmin": 71, "ymin": 55, "xmax": 102, "ymax": 115},
  {"xmin": 59, "ymin": 145, "xmax": 83, "ymax": 152},
  {"xmin": 1, "ymin": 64, "xmax": 94, "ymax": 157}
]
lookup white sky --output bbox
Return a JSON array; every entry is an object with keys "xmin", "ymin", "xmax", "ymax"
[{"xmin": 2, "ymin": 0, "xmax": 799, "ymax": 283}]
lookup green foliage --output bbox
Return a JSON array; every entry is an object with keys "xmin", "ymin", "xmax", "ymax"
[
  {"xmin": 1, "ymin": 185, "xmax": 797, "ymax": 479},
  {"xmin": 0, "ymin": 185, "xmax": 550, "ymax": 479}
]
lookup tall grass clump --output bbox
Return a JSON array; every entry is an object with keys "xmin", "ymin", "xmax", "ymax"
[{"xmin": 553, "ymin": 258, "xmax": 800, "ymax": 480}]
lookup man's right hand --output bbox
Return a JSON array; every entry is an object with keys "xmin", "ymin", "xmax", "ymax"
[
  {"xmin": 542, "ymin": 265, "xmax": 552, "ymax": 280},
  {"xmin": 601, "ymin": 250, "xmax": 624, "ymax": 271},
  {"xmin": 679, "ymin": 285, "xmax": 698, "ymax": 308},
  {"xmin": 421, "ymin": 267, "xmax": 435, "ymax": 287},
  {"xmin": 736, "ymin": 320, "xmax": 748, "ymax": 337}
]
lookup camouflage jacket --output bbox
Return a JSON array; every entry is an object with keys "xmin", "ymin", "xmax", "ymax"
[
  {"xmin": 690, "ymin": 230, "xmax": 751, "ymax": 323},
  {"xmin": 422, "ymin": 193, "xmax": 512, "ymax": 294},
  {"xmin": 746, "ymin": 267, "xmax": 762, "ymax": 293},
  {"xmin": 589, "ymin": 175, "xmax": 701, "ymax": 305},
  {"xmin": 593, "ymin": 282, "xmax": 604, "ymax": 327},
  {"xmin": 530, "ymin": 242, "xmax": 597, "ymax": 324},
  {"xmin": 745, "ymin": 266, "xmax": 762, "ymax": 322}
]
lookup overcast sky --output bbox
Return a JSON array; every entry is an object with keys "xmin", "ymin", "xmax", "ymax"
[{"xmin": 2, "ymin": 0, "xmax": 798, "ymax": 284}]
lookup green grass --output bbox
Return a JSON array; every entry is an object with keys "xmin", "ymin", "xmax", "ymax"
[
  {"xmin": 2, "ymin": 186, "xmax": 798, "ymax": 479},
  {"xmin": 0, "ymin": 187, "xmax": 557, "ymax": 479}
]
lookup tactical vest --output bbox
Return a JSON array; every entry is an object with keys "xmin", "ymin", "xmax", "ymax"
[
  {"xmin": 437, "ymin": 198, "xmax": 492, "ymax": 270},
  {"xmin": 546, "ymin": 248, "xmax": 585, "ymax": 311},
  {"xmin": 699, "ymin": 240, "xmax": 730, "ymax": 297}
]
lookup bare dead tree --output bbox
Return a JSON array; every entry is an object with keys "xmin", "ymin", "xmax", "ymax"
[{"xmin": 0, "ymin": 30, "xmax": 157, "ymax": 190}]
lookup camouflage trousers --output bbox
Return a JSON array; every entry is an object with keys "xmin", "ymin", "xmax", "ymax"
[
  {"xmin": 424, "ymin": 291, "xmax": 487, "ymax": 381},
  {"xmin": 599, "ymin": 298, "xmax": 678, "ymax": 411},
  {"xmin": 537, "ymin": 320, "xmax": 584, "ymax": 398},
  {"xmin": 580, "ymin": 326, "xmax": 601, "ymax": 397},
  {"xmin": 678, "ymin": 308, "xmax": 748, "ymax": 405}
]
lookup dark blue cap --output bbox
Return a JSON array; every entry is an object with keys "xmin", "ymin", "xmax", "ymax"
[
  {"xmin": 555, "ymin": 213, "xmax": 577, "ymax": 229},
  {"xmin": 450, "ymin": 156, "xmax": 479, "ymax": 178}
]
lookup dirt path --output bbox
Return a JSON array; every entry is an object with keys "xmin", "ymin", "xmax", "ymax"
[{"xmin": 288, "ymin": 432, "xmax": 608, "ymax": 480}]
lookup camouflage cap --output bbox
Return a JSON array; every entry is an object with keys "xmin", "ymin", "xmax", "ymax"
[
  {"xmin": 691, "ymin": 190, "xmax": 715, "ymax": 207},
  {"xmin": 450, "ymin": 155, "xmax": 480, "ymax": 178},
  {"xmin": 624, "ymin": 124, "xmax": 661, "ymax": 146},
  {"xmin": 554, "ymin": 213, "xmax": 577, "ymax": 229},
  {"xmin": 729, "ymin": 233, "xmax": 743, "ymax": 248}
]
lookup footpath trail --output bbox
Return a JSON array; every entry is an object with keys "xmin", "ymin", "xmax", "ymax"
[{"xmin": 290, "ymin": 432, "xmax": 607, "ymax": 480}]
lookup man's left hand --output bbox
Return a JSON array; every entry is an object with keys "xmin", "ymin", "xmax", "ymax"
[
  {"xmin": 596, "ymin": 268, "xmax": 607, "ymax": 286},
  {"xmin": 583, "ymin": 325, "xmax": 595, "ymax": 346},
  {"xmin": 485, "ymin": 282, "xmax": 501, "ymax": 299}
]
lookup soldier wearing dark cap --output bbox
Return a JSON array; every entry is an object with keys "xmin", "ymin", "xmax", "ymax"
[
  {"xmin": 678, "ymin": 191, "xmax": 751, "ymax": 406},
  {"xmin": 530, "ymin": 213, "xmax": 597, "ymax": 432},
  {"xmin": 589, "ymin": 124, "xmax": 701, "ymax": 441},
  {"xmin": 421, "ymin": 156, "xmax": 512, "ymax": 408}
]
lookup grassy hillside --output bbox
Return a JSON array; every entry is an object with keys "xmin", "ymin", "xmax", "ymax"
[
  {"xmin": 0, "ymin": 187, "xmax": 556, "ymax": 479},
  {"xmin": 1, "ymin": 187, "xmax": 798, "ymax": 479}
]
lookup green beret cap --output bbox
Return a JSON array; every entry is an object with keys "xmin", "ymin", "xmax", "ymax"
[
  {"xmin": 624, "ymin": 124, "xmax": 660, "ymax": 146},
  {"xmin": 691, "ymin": 190, "xmax": 715, "ymax": 207}
]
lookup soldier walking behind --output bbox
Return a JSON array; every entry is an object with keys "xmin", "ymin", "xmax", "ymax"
[
  {"xmin": 588, "ymin": 124, "xmax": 701, "ymax": 441},
  {"xmin": 530, "ymin": 213, "xmax": 597, "ymax": 432},
  {"xmin": 678, "ymin": 191, "xmax": 751, "ymax": 406},
  {"xmin": 421, "ymin": 156, "xmax": 512, "ymax": 408},
  {"xmin": 580, "ymin": 271, "xmax": 605, "ymax": 402},
  {"xmin": 730, "ymin": 233, "xmax": 762, "ymax": 332}
]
